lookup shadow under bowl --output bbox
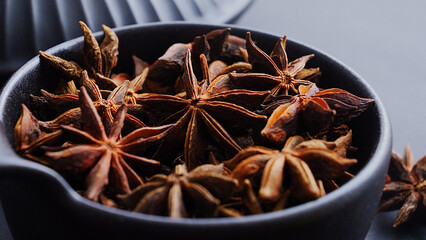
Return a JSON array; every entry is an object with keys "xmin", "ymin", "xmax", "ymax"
[{"xmin": 0, "ymin": 22, "xmax": 391, "ymax": 240}]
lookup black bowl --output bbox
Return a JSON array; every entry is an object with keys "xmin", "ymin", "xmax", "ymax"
[{"xmin": 0, "ymin": 23, "xmax": 391, "ymax": 240}]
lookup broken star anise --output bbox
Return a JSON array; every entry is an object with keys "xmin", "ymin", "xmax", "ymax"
[
  {"xmin": 378, "ymin": 146, "xmax": 426, "ymax": 228},
  {"xmin": 44, "ymin": 87, "xmax": 172, "ymax": 202},
  {"xmin": 117, "ymin": 164, "xmax": 238, "ymax": 218}
]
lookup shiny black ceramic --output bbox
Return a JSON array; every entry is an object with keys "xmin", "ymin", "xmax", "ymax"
[{"xmin": 0, "ymin": 23, "xmax": 391, "ymax": 240}]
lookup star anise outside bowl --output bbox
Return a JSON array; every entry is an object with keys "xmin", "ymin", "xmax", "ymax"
[{"xmin": 0, "ymin": 23, "xmax": 391, "ymax": 239}]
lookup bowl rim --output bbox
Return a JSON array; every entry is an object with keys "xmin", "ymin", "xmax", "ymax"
[{"xmin": 0, "ymin": 22, "xmax": 392, "ymax": 226}]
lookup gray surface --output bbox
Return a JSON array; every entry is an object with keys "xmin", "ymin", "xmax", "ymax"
[{"xmin": 235, "ymin": 0, "xmax": 425, "ymax": 239}]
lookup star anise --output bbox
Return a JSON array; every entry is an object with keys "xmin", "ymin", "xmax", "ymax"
[
  {"xmin": 143, "ymin": 28, "xmax": 246, "ymax": 94},
  {"xmin": 136, "ymin": 50, "xmax": 268, "ymax": 169},
  {"xmin": 306, "ymin": 124, "xmax": 355, "ymax": 158},
  {"xmin": 14, "ymin": 24, "xmax": 373, "ymax": 219},
  {"xmin": 378, "ymin": 146, "xmax": 426, "ymax": 228},
  {"xmin": 117, "ymin": 164, "xmax": 238, "ymax": 218},
  {"xmin": 14, "ymin": 104, "xmax": 62, "ymax": 164},
  {"xmin": 132, "ymin": 55, "xmax": 150, "ymax": 77},
  {"xmin": 207, "ymin": 60, "xmax": 252, "ymax": 81},
  {"xmin": 80, "ymin": 21, "xmax": 119, "ymax": 79},
  {"xmin": 224, "ymin": 135, "xmax": 357, "ymax": 203},
  {"xmin": 206, "ymin": 33, "xmax": 320, "ymax": 97},
  {"xmin": 36, "ymin": 70, "xmax": 146, "ymax": 134},
  {"xmin": 39, "ymin": 22, "xmax": 119, "ymax": 89},
  {"xmin": 44, "ymin": 87, "xmax": 173, "ymax": 202},
  {"xmin": 95, "ymin": 54, "xmax": 150, "ymax": 93},
  {"xmin": 261, "ymin": 83, "xmax": 373, "ymax": 146},
  {"xmin": 99, "ymin": 67, "xmax": 149, "ymax": 105},
  {"xmin": 38, "ymin": 50, "xmax": 83, "ymax": 81}
]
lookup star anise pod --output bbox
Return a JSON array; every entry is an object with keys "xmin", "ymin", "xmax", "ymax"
[
  {"xmin": 378, "ymin": 145, "xmax": 426, "ymax": 228},
  {"xmin": 207, "ymin": 60, "xmax": 252, "ymax": 81},
  {"xmin": 98, "ymin": 67, "xmax": 149, "ymax": 105},
  {"xmin": 308, "ymin": 124, "xmax": 355, "ymax": 158},
  {"xmin": 175, "ymin": 54, "xmax": 251, "ymax": 98},
  {"xmin": 54, "ymin": 78, "xmax": 79, "ymax": 95},
  {"xmin": 36, "ymin": 71, "xmax": 146, "ymax": 133},
  {"xmin": 261, "ymin": 83, "xmax": 373, "ymax": 146},
  {"xmin": 39, "ymin": 22, "xmax": 119, "ymax": 87},
  {"xmin": 44, "ymin": 87, "xmax": 173, "ymax": 202},
  {"xmin": 224, "ymin": 135, "xmax": 357, "ymax": 203},
  {"xmin": 219, "ymin": 32, "xmax": 247, "ymax": 63},
  {"xmin": 38, "ymin": 50, "xmax": 83, "ymax": 81},
  {"xmin": 14, "ymin": 104, "xmax": 62, "ymax": 164},
  {"xmin": 132, "ymin": 55, "xmax": 151, "ymax": 77},
  {"xmin": 14, "ymin": 24, "xmax": 372, "ymax": 219},
  {"xmin": 136, "ymin": 50, "xmax": 268, "ymax": 169},
  {"xmin": 206, "ymin": 33, "xmax": 320, "ymax": 97},
  {"xmin": 117, "ymin": 164, "xmax": 238, "ymax": 218},
  {"xmin": 143, "ymin": 28, "xmax": 246, "ymax": 94},
  {"xmin": 80, "ymin": 21, "xmax": 119, "ymax": 79}
]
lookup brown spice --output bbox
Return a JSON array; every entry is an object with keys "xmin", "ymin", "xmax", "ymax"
[
  {"xmin": 378, "ymin": 145, "xmax": 426, "ymax": 228},
  {"xmin": 44, "ymin": 87, "xmax": 172, "ymax": 201},
  {"xmin": 117, "ymin": 164, "xmax": 237, "ymax": 218},
  {"xmin": 13, "ymin": 22, "xmax": 375, "ymax": 219}
]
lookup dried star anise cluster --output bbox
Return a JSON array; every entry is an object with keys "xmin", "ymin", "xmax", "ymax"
[
  {"xmin": 378, "ymin": 146, "xmax": 425, "ymax": 228},
  {"xmin": 13, "ymin": 22, "xmax": 374, "ymax": 218}
]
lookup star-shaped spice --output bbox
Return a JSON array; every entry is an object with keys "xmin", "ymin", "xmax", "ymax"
[
  {"xmin": 207, "ymin": 60, "xmax": 252, "ymax": 81},
  {"xmin": 39, "ymin": 22, "xmax": 119, "ymax": 87},
  {"xmin": 38, "ymin": 51, "xmax": 83, "ymax": 81},
  {"xmin": 136, "ymin": 50, "xmax": 269, "ymax": 169},
  {"xmin": 206, "ymin": 33, "xmax": 320, "ymax": 97},
  {"xmin": 143, "ymin": 28, "xmax": 247, "ymax": 94},
  {"xmin": 44, "ymin": 87, "xmax": 173, "ymax": 202},
  {"xmin": 14, "ymin": 104, "xmax": 62, "ymax": 164},
  {"xmin": 36, "ymin": 71, "xmax": 146, "ymax": 134},
  {"xmin": 15, "ymin": 23, "xmax": 374, "ymax": 219},
  {"xmin": 80, "ymin": 21, "xmax": 119, "ymax": 79},
  {"xmin": 261, "ymin": 83, "xmax": 373, "ymax": 146},
  {"xmin": 224, "ymin": 134, "xmax": 357, "ymax": 204},
  {"xmin": 97, "ymin": 67, "xmax": 150, "ymax": 106},
  {"xmin": 378, "ymin": 146, "xmax": 426, "ymax": 228},
  {"xmin": 117, "ymin": 164, "xmax": 238, "ymax": 218}
]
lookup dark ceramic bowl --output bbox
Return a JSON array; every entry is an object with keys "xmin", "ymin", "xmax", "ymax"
[{"xmin": 0, "ymin": 23, "xmax": 391, "ymax": 240}]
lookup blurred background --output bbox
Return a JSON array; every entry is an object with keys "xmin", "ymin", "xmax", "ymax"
[{"xmin": 1, "ymin": 0, "xmax": 425, "ymax": 239}]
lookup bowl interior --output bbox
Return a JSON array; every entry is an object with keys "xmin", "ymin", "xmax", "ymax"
[{"xmin": 0, "ymin": 22, "xmax": 387, "ymax": 223}]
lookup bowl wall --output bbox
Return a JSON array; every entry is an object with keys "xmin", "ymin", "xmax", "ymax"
[{"xmin": 0, "ymin": 23, "xmax": 391, "ymax": 240}]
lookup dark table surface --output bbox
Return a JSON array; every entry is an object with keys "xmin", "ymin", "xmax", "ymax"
[{"xmin": 1, "ymin": 0, "xmax": 425, "ymax": 239}]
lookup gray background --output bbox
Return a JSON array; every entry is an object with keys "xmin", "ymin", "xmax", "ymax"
[{"xmin": 1, "ymin": 0, "xmax": 425, "ymax": 239}]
